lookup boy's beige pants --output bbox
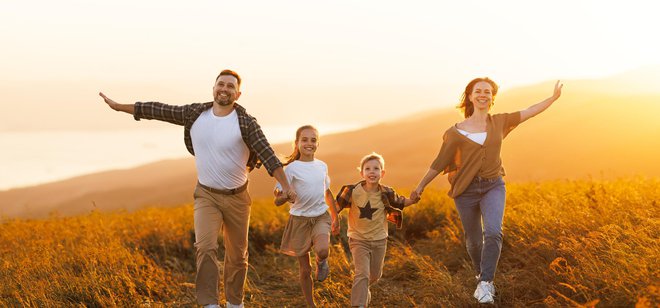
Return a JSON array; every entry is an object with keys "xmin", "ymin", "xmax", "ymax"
[
  {"xmin": 193, "ymin": 184, "xmax": 251, "ymax": 306},
  {"xmin": 349, "ymin": 237, "xmax": 387, "ymax": 307}
]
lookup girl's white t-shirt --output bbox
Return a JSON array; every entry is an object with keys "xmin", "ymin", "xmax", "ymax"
[{"xmin": 276, "ymin": 159, "xmax": 330, "ymax": 217}]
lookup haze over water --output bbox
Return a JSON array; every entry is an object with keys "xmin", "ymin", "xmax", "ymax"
[{"xmin": 0, "ymin": 124, "xmax": 358, "ymax": 191}]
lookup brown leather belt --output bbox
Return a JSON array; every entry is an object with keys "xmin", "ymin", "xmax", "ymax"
[{"xmin": 197, "ymin": 181, "xmax": 248, "ymax": 195}]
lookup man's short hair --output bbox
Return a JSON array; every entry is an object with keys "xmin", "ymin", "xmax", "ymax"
[{"xmin": 216, "ymin": 69, "xmax": 241, "ymax": 88}]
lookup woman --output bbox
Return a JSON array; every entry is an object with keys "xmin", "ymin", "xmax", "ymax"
[{"xmin": 411, "ymin": 78, "xmax": 562, "ymax": 304}]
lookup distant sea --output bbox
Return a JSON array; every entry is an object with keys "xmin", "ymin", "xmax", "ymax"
[{"xmin": 0, "ymin": 124, "xmax": 358, "ymax": 191}]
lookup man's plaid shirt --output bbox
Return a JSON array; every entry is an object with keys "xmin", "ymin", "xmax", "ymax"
[
  {"xmin": 133, "ymin": 101, "xmax": 282, "ymax": 175},
  {"xmin": 335, "ymin": 181, "xmax": 406, "ymax": 229}
]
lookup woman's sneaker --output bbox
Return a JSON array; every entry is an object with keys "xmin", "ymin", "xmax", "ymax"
[{"xmin": 473, "ymin": 281, "xmax": 495, "ymax": 304}]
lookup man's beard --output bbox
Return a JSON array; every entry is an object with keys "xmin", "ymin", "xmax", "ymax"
[
  {"xmin": 216, "ymin": 99, "xmax": 233, "ymax": 106},
  {"xmin": 215, "ymin": 92, "xmax": 234, "ymax": 106}
]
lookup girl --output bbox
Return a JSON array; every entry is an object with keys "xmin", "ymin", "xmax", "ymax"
[
  {"xmin": 411, "ymin": 78, "xmax": 563, "ymax": 304},
  {"xmin": 274, "ymin": 125, "xmax": 340, "ymax": 307}
]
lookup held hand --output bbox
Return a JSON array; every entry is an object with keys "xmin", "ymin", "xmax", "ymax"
[
  {"xmin": 552, "ymin": 80, "xmax": 563, "ymax": 100},
  {"xmin": 410, "ymin": 189, "xmax": 423, "ymax": 204},
  {"xmin": 274, "ymin": 189, "xmax": 287, "ymax": 206},
  {"xmin": 331, "ymin": 218, "xmax": 340, "ymax": 236},
  {"xmin": 282, "ymin": 188, "xmax": 297, "ymax": 204}
]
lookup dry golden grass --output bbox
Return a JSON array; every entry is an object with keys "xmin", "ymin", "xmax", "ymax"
[{"xmin": 1, "ymin": 177, "xmax": 658, "ymax": 307}]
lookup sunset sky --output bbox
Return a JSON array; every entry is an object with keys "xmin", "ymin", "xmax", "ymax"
[
  {"xmin": 1, "ymin": 0, "xmax": 659, "ymax": 131},
  {"xmin": 1, "ymin": 0, "xmax": 659, "ymax": 189}
]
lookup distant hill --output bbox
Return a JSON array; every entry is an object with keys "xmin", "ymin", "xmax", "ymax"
[
  {"xmin": 0, "ymin": 159, "xmax": 197, "ymax": 218},
  {"xmin": 2, "ymin": 70, "xmax": 659, "ymax": 219}
]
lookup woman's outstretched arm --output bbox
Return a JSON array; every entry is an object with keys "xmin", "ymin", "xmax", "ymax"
[
  {"xmin": 520, "ymin": 80, "xmax": 563, "ymax": 123},
  {"xmin": 411, "ymin": 168, "xmax": 441, "ymax": 202}
]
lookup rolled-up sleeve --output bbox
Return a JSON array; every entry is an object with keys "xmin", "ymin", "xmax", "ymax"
[
  {"xmin": 430, "ymin": 130, "xmax": 458, "ymax": 174},
  {"xmin": 386, "ymin": 188, "xmax": 406, "ymax": 210},
  {"xmin": 245, "ymin": 119, "xmax": 282, "ymax": 176},
  {"xmin": 502, "ymin": 111, "xmax": 522, "ymax": 138},
  {"xmin": 335, "ymin": 185, "xmax": 353, "ymax": 211},
  {"xmin": 133, "ymin": 102, "xmax": 187, "ymax": 126}
]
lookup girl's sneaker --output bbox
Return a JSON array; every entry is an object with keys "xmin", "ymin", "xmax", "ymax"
[{"xmin": 316, "ymin": 259, "xmax": 329, "ymax": 282}]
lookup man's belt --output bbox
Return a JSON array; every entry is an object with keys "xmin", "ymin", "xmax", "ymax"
[{"xmin": 197, "ymin": 181, "xmax": 248, "ymax": 195}]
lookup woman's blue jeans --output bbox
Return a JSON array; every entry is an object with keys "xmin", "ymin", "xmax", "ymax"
[{"xmin": 453, "ymin": 176, "xmax": 506, "ymax": 282}]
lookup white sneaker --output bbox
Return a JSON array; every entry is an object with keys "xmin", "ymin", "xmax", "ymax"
[
  {"xmin": 488, "ymin": 282, "xmax": 496, "ymax": 296},
  {"xmin": 204, "ymin": 305, "xmax": 220, "ymax": 308},
  {"xmin": 473, "ymin": 281, "xmax": 495, "ymax": 304},
  {"xmin": 226, "ymin": 302, "xmax": 244, "ymax": 308},
  {"xmin": 475, "ymin": 275, "xmax": 496, "ymax": 295}
]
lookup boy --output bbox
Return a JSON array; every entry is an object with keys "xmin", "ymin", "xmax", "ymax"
[{"xmin": 336, "ymin": 152, "xmax": 417, "ymax": 308}]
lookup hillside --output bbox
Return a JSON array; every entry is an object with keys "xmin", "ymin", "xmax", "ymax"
[
  {"xmin": 1, "ymin": 178, "xmax": 658, "ymax": 306},
  {"xmin": 2, "ymin": 71, "xmax": 660, "ymax": 218}
]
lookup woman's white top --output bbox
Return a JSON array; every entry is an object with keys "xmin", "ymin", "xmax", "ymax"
[{"xmin": 457, "ymin": 128, "xmax": 487, "ymax": 145}]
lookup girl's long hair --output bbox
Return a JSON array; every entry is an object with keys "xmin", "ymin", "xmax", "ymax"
[
  {"xmin": 457, "ymin": 77, "xmax": 499, "ymax": 118},
  {"xmin": 283, "ymin": 125, "xmax": 318, "ymax": 166}
]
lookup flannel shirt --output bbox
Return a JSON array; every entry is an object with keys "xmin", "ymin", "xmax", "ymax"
[
  {"xmin": 133, "ymin": 101, "xmax": 282, "ymax": 175},
  {"xmin": 336, "ymin": 181, "xmax": 406, "ymax": 229}
]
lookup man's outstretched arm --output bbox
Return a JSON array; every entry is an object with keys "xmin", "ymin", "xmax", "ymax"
[
  {"xmin": 99, "ymin": 92, "xmax": 134, "ymax": 115},
  {"xmin": 99, "ymin": 92, "xmax": 188, "ymax": 126}
]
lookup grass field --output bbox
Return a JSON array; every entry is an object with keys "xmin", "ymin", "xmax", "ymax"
[{"xmin": 1, "ymin": 177, "xmax": 658, "ymax": 307}]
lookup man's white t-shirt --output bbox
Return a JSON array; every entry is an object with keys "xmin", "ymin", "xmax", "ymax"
[
  {"xmin": 276, "ymin": 159, "xmax": 330, "ymax": 217},
  {"xmin": 191, "ymin": 109, "xmax": 249, "ymax": 189}
]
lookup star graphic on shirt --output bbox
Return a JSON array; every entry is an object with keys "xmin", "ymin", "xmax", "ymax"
[{"xmin": 358, "ymin": 201, "xmax": 378, "ymax": 220}]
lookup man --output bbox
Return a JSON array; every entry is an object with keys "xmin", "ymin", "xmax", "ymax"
[{"xmin": 99, "ymin": 69, "xmax": 296, "ymax": 308}]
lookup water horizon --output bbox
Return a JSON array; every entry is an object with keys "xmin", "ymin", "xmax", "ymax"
[{"xmin": 0, "ymin": 123, "xmax": 360, "ymax": 191}]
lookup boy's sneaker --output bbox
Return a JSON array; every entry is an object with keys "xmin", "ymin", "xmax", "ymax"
[
  {"xmin": 316, "ymin": 259, "xmax": 329, "ymax": 282},
  {"xmin": 473, "ymin": 281, "xmax": 495, "ymax": 304}
]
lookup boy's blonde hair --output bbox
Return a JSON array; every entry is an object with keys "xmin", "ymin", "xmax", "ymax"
[{"xmin": 359, "ymin": 152, "xmax": 385, "ymax": 172}]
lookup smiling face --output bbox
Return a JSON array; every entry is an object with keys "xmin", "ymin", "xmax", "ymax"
[
  {"xmin": 296, "ymin": 128, "xmax": 318, "ymax": 161},
  {"xmin": 360, "ymin": 158, "xmax": 385, "ymax": 185},
  {"xmin": 213, "ymin": 75, "xmax": 241, "ymax": 106},
  {"xmin": 469, "ymin": 81, "xmax": 494, "ymax": 111}
]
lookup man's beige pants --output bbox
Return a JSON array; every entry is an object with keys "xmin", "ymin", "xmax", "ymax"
[
  {"xmin": 193, "ymin": 184, "xmax": 251, "ymax": 306},
  {"xmin": 349, "ymin": 237, "xmax": 387, "ymax": 307}
]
